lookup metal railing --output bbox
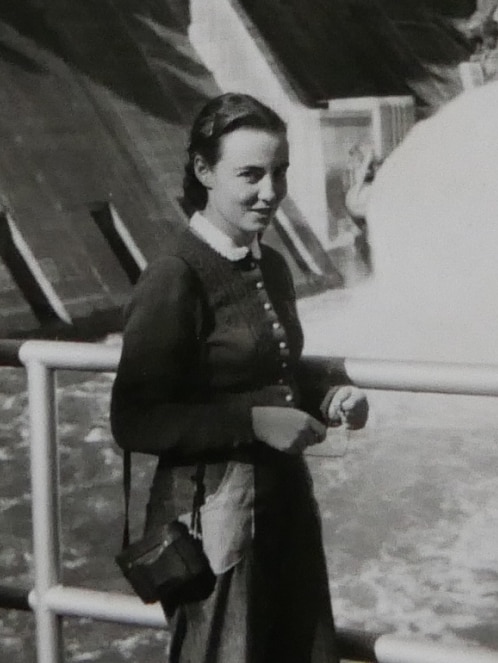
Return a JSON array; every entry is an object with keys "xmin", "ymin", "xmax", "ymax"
[{"xmin": 2, "ymin": 339, "xmax": 498, "ymax": 663}]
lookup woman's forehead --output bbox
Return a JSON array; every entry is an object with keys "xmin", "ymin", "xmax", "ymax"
[{"xmin": 217, "ymin": 128, "xmax": 289, "ymax": 166}]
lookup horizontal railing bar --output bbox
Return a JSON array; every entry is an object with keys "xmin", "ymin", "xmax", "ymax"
[
  {"xmin": 15, "ymin": 340, "xmax": 498, "ymax": 397},
  {"xmin": 26, "ymin": 586, "xmax": 498, "ymax": 663},
  {"xmin": 28, "ymin": 586, "xmax": 165, "ymax": 627},
  {"xmin": 16, "ymin": 584, "xmax": 380, "ymax": 661},
  {"xmin": 19, "ymin": 340, "xmax": 121, "ymax": 371},
  {"xmin": 375, "ymin": 634, "xmax": 498, "ymax": 663},
  {"xmin": 345, "ymin": 357, "xmax": 498, "ymax": 397}
]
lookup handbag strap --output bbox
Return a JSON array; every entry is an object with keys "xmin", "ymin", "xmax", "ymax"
[
  {"xmin": 121, "ymin": 449, "xmax": 132, "ymax": 550},
  {"xmin": 190, "ymin": 463, "xmax": 206, "ymax": 539},
  {"xmin": 120, "ymin": 450, "xmax": 206, "ymax": 550}
]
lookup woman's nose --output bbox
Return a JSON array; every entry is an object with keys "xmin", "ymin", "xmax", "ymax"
[{"xmin": 258, "ymin": 175, "xmax": 278, "ymax": 202}]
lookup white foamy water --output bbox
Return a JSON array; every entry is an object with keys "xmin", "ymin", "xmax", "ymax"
[{"xmin": 302, "ymin": 80, "xmax": 498, "ymax": 366}]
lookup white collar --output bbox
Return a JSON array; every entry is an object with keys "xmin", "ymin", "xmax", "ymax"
[{"xmin": 189, "ymin": 211, "xmax": 261, "ymax": 261}]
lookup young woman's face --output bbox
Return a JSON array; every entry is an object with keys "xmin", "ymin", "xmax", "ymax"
[{"xmin": 196, "ymin": 128, "xmax": 289, "ymax": 246}]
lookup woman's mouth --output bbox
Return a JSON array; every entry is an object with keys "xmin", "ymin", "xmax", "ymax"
[{"xmin": 251, "ymin": 207, "xmax": 274, "ymax": 217}]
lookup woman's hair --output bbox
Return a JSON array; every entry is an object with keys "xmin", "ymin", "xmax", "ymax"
[{"xmin": 183, "ymin": 93, "xmax": 287, "ymax": 212}]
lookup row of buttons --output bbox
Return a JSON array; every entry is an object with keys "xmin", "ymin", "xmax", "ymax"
[{"xmin": 254, "ymin": 278, "xmax": 294, "ymax": 405}]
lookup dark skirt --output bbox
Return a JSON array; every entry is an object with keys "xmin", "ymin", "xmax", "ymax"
[{"xmin": 163, "ymin": 455, "xmax": 340, "ymax": 663}]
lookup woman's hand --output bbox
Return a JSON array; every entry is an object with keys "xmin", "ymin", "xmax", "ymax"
[
  {"xmin": 251, "ymin": 406, "xmax": 326, "ymax": 454},
  {"xmin": 327, "ymin": 386, "xmax": 368, "ymax": 430}
]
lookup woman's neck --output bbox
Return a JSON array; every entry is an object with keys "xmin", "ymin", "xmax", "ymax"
[{"xmin": 201, "ymin": 206, "xmax": 255, "ymax": 248}]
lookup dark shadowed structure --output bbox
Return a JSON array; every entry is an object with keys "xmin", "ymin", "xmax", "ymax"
[
  {"xmin": 0, "ymin": 0, "xmax": 484, "ymax": 338},
  {"xmin": 239, "ymin": 0, "xmax": 476, "ymax": 114}
]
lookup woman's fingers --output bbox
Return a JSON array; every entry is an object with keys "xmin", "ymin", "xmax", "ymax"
[
  {"xmin": 292, "ymin": 415, "xmax": 326, "ymax": 450},
  {"xmin": 343, "ymin": 393, "xmax": 369, "ymax": 429},
  {"xmin": 252, "ymin": 407, "xmax": 327, "ymax": 452},
  {"xmin": 328, "ymin": 386, "xmax": 353, "ymax": 421},
  {"xmin": 309, "ymin": 416, "xmax": 327, "ymax": 437},
  {"xmin": 328, "ymin": 387, "xmax": 369, "ymax": 429}
]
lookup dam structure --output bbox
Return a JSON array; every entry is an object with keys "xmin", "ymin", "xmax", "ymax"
[{"xmin": 0, "ymin": 0, "xmax": 475, "ymax": 339}]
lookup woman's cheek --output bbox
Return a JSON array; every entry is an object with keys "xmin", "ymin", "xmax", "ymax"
[
  {"xmin": 242, "ymin": 187, "xmax": 260, "ymax": 206},
  {"xmin": 277, "ymin": 180, "xmax": 287, "ymax": 202}
]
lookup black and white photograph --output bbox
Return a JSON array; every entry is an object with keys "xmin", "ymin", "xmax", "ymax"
[{"xmin": 1, "ymin": 1, "xmax": 498, "ymax": 662}]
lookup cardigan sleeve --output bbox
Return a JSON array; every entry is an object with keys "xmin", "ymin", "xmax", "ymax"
[
  {"xmin": 296, "ymin": 355, "xmax": 353, "ymax": 423},
  {"xmin": 110, "ymin": 255, "xmax": 254, "ymax": 461}
]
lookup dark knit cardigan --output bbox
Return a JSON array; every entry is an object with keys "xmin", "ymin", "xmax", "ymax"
[{"xmin": 111, "ymin": 227, "xmax": 350, "ymax": 468}]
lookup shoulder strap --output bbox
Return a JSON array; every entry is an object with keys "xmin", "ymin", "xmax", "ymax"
[
  {"xmin": 190, "ymin": 463, "xmax": 206, "ymax": 538},
  {"xmin": 121, "ymin": 449, "xmax": 132, "ymax": 549}
]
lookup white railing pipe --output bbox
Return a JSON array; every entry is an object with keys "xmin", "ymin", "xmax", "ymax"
[
  {"xmin": 375, "ymin": 634, "xmax": 498, "ymax": 663},
  {"xmin": 19, "ymin": 340, "xmax": 121, "ymax": 371},
  {"xmin": 28, "ymin": 586, "xmax": 165, "ymax": 628},
  {"xmin": 346, "ymin": 357, "xmax": 498, "ymax": 396},
  {"xmin": 25, "ymin": 360, "xmax": 63, "ymax": 663},
  {"xmin": 18, "ymin": 340, "xmax": 498, "ymax": 397},
  {"xmin": 25, "ymin": 588, "xmax": 498, "ymax": 663}
]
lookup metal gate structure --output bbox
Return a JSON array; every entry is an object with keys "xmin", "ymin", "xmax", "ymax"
[{"xmin": 1, "ymin": 339, "xmax": 498, "ymax": 663}]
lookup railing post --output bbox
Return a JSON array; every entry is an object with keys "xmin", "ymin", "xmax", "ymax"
[{"xmin": 25, "ymin": 359, "xmax": 63, "ymax": 663}]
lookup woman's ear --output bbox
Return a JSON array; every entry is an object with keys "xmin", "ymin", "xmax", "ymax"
[{"xmin": 193, "ymin": 154, "xmax": 214, "ymax": 189}]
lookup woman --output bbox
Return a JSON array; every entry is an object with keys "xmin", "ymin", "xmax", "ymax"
[{"xmin": 111, "ymin": 92, "xmax": 368, "ymax": 663}]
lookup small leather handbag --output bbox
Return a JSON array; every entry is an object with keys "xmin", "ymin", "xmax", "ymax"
[{"xmin": 115, "ymin": 452, "xmax": 216, "ymax": 610}]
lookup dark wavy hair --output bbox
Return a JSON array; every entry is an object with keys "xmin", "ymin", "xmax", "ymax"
[{"xmin": 182, "ymin": 93, "xmax": 287, "ymax": 212}]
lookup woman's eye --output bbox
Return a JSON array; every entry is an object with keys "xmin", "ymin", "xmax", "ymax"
[
  {"xmin": 275, "ymin": 165, "xmax": 289, "ymax": 179},
  {"xmin": 240, "ymin": 170, "xmax": 260, "ymax": 183}
]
